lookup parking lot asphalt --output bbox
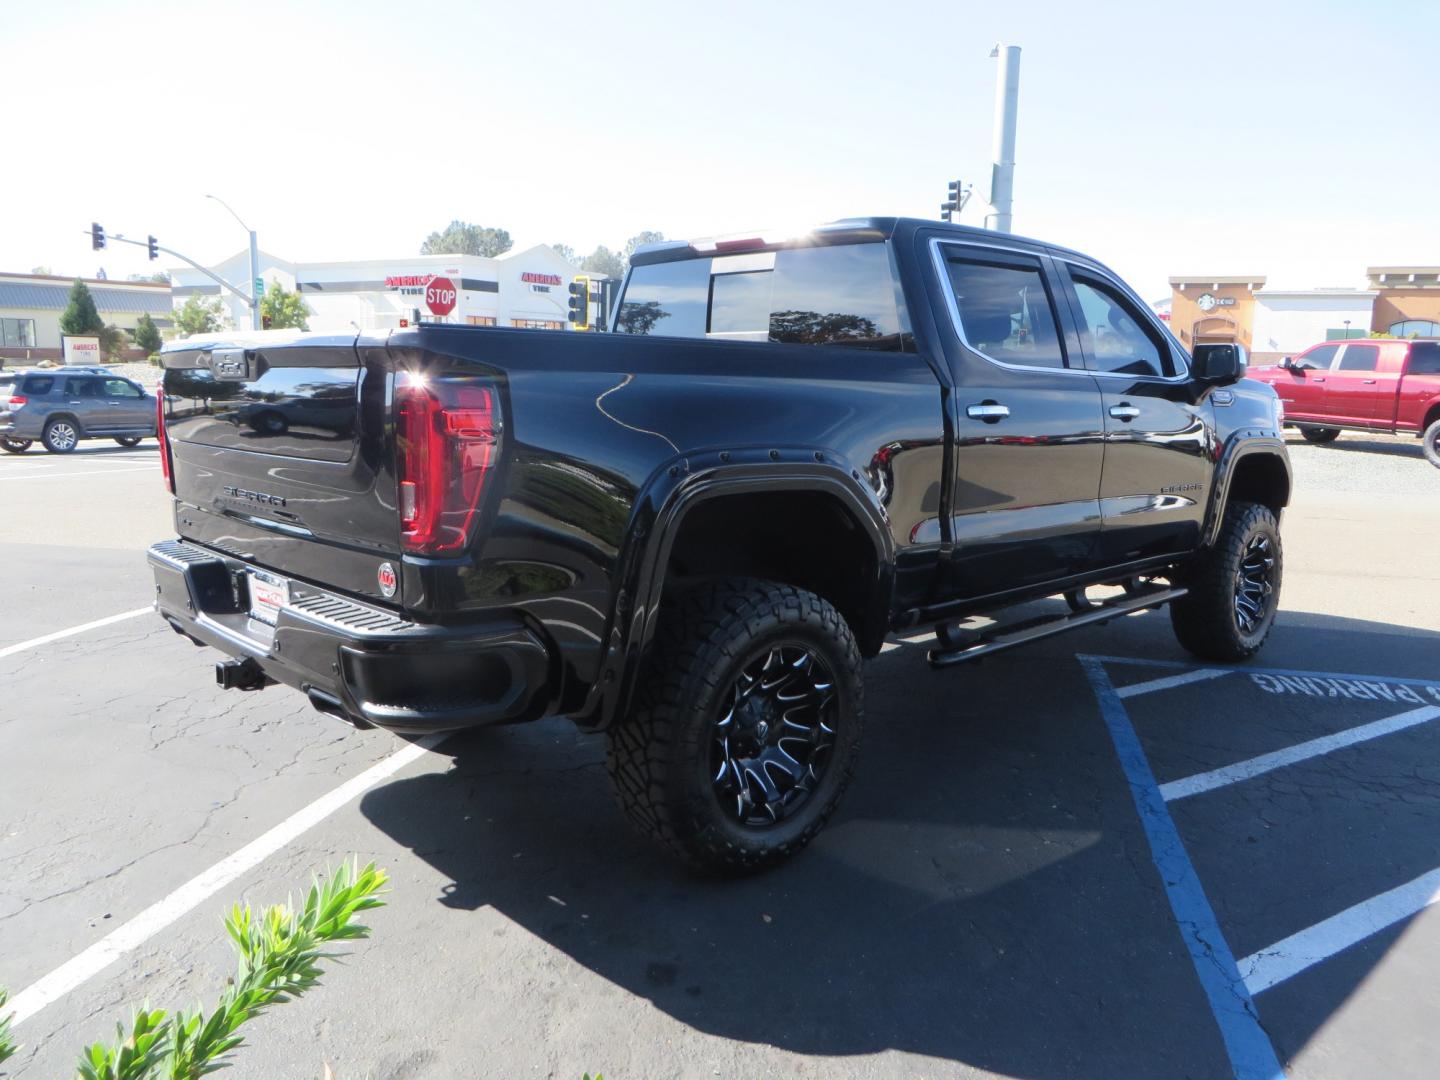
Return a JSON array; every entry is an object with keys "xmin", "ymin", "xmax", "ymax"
[{"xmin": 1, "ymin": 431, "xmax": 1437, "ymax": 1079}]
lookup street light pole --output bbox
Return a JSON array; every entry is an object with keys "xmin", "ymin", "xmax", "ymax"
[{"xmin": 206, "ymin": 194, "xmax": 261, "ymax": 330}]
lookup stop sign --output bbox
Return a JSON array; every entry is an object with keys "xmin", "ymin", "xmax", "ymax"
[{"xmin": 425, "ymin": 276, "xmax": 457, "ymax": 316}]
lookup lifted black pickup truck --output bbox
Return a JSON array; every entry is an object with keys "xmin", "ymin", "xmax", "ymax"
[{"xmin": 149, "ymin": 217, "xmax": 1290, "ymax": 872}]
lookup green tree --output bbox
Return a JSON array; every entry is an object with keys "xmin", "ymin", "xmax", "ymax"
[
  {"xmin": 134, "ymin": 312, "xmax": 163, "ymax": 354},
  {"xmin": 59, "ymin": 279, "xmax": 105, "ymax": 336},
  {"xmin": 127, "ymin": 272, "xmax": 171, "ymax": 284},
  {"xmin": 99, "ymin": 324, "xmax": 131, "ymax": 360},
  {"xmin": 550, "ymin": 243, "xmax": 577, "ymax": 264},
  {"xmin": 31, "ymin": 265, "xmax": 53, "ymax": 276},
  {"xmin": 420, "ymin": 220, "xmax": 512, "ymax": 257},
  {"xmin": 580, "ymin": 245, "xmax": 624, "ymax": 280},
  {"xmin": 260, "ymin": 282, "xmax": 311, "ymax": 330},
  {"xmin": 171, "ymin": 295, "xmax": 228, "ymax": 336}
]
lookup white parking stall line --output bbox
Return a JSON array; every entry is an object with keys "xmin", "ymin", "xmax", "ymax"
[
  {"xmin": 1240, "ymin": 866, "xmax": 1440, "ymax": 995},
  {"xmin": 7, "ymin": 733, "xmax": 444, "ymax": 1027},
  {"xmin": 0, "ymin": 466, "xmax": 154, "ymax": 482},
  {"xmin": 0, "ymin": 607, "xmax": 154, "ymax": 660},
  {"xmin": 1116, "ymin": 668, "xmax": 1233, "ymax": 699},
  {"xmin": 1159, "ymin": 705, "xmax": 1440, "ymax": 803}
]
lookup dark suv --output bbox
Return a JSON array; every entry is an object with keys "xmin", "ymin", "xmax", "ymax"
[{"xmin": 0, "ymin": 368, "xmax": 157, "ymax": 453}]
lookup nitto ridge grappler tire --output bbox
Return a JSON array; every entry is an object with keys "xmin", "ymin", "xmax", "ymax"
[
  {"xmin": 605, "ymin": 578, "xmax": 864, "ymax": 875},
  {"xmin": 1170, "ymin": 501, "xmax": 1282, "ymax": 662}
]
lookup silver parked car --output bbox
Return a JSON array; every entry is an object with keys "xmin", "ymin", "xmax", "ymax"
[{"xmin": 0, "ymin": 368, "xmax": 157, "ymax": 453}]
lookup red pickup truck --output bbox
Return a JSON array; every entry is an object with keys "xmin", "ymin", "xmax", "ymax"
[{"xmin": 1250, "ymin": 338, "xmax": 1440, "ymax": 467}]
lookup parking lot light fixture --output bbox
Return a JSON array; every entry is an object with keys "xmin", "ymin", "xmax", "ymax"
[{"xmin": 206, "ymin": 194, "xmax": 262, "ymax": 331}]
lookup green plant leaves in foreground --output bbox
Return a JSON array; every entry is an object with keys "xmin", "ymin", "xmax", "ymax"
[{"xmin": 1, "ymin": 859, "xmax": 390, "ymax": 1080}]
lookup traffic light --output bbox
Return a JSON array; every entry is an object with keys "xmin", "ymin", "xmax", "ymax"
[
  {"xmin": 568, "ymin": 276, "xmax": 590, "ymax": 330},
  {"xmin": 147, "ymin": 235, "xmax": 159, "ymax": 261},
  {"xmin": 941, "ymin": 180, "xmax": 962, "ymax": 223},
  {"xmin": 91, "ymin": 222, "xmax": 106, "ymax": 251}
]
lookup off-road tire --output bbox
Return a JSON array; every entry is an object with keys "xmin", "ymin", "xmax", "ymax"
[
  {"xmin": 1, "ymin": 437, "xmax": 31, "ymax": 453},
  {"xmin": 1299, "ymin": 426, "xmax": 1340, "ymax": 444},
  {"xmin": 1170, "ymin": 501, "xmax": 1282, "ymax": 662},
  {"xmin": 42, "ymin": 418, "xmax": 79, "ymax": 453},
  {"xmin": 605, "ymin": 578, "xmax": 864, "ymax": 874},
  {"xmin": 1423, "ymin": 418, "xmax": 1440, "ymax": 469}
]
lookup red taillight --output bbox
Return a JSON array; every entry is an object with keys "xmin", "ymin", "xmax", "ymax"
[
  {"xmin": 6, "ymin": 395, "xmax": 26, "ymax": 408},
  {"xmin": 157, "ymin": 391, "xmax": 175, "ymax": 493},
  {"xmin": 394, "ymin": 374, "xmax": 498, "ymax": 556}
]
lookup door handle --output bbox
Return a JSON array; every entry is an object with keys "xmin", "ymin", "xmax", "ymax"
[
  {"xmin": 966, "ymin": 402, "xmax": 1010, "ymax": 422},
  {"xmin": 1362, "ymin": 379, "xmax": 1377, "ymax": 385},
  {"xmin": 1312, "ymin": 377, "xmax": 1326, "ymax": 383},
  {"xmin": 69, "ymin": 400, "xmax": 83, "ymax": 405},
  {"xmin": 1108, "ymin": 404, "xmax": 1141, "ymax": 421}
]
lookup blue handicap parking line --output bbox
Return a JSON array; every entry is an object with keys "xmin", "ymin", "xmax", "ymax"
[{"xmin": 1079, "ymin": 656, "xmax": 1286, "ymax": 1080}]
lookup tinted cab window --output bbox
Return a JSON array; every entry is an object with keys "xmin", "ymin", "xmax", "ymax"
[
  {"xmin": 940, "ymin": 249, "xmax": 1068, "ymax": 369},
  {"xmin": 1295, "ymin": 344, "xmax": 1339, "ymax": 370},
  {"xmin": 617, "ymin": 243, "xmax": 905, "ymax": 350},
  {"xmin": 1069, "ymin": 275, "xmax": 1172, "ymax": 377},
  {"xmin": 104, "ymin": 378, "xmax": 143, "ymax": 398},
  {"xmin": 1336, "ymin": 344, "xmax": 1379, "ymax": 371}
]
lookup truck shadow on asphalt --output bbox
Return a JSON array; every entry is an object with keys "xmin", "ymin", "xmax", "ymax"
[{"xmin": 361, "ymin": 608, "xmax": 1440, "ymax": 1078}]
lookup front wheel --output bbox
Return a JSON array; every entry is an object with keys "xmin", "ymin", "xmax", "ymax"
[
  {"xmin": 1, "ymin": 437, "xmax": 31, "ymax": 454},
  {"xmin": 605, "ymin": 578, "xmax": 864, "ymax": 874},
  {"xmin": 114, "ymin": 436, "xmax": 143, "ymax": 447},
  {"xmin": 1299, "ymin": 426, "xmax": 1341, "ymax": 444},
  {"xmin": 1170, "ymin": 501, "xmax": 1282, "ymax": 661},
  {"xmin": 1423, "ymin": 418, "xmax": 1440, "ymax": 469}
]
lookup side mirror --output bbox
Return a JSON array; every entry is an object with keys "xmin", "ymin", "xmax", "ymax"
[
  {"xmin": 1280, "ymin": 355, "xmax": 1294, "ymax": 369},
  {"xmin": 1192, "ymin": 343, "xmax": 1248, "ymax": 386}
]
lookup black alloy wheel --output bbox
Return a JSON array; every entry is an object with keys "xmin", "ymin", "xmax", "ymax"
[
  {"xmin": 1233, "ymin": 534, "xmax": 1277, "ymax": 635},
  {"xmin": 711, "ymin": 643, "xmax": 837, "ymax": 827},
  {"xmin": 605, "ymin": 577, "xmax": 864, "ymax": 874}
]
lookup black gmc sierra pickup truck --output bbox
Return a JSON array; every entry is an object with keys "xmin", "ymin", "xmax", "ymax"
[{"xmin": 148, "ymin": 217, "xmax": 1291, "ymax": 872}]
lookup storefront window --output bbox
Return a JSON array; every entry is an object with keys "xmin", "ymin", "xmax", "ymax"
[
  {"xmin": 1, "ymin": 318, "xmax": 37, "ymax": 347},
  {"xmin": 466, "ymin": 316, "xmax": 498, "ymax": 326},
  {"xmin": 511, "ymin": 319, "xmax": 564, "ymax": 330},
  {"xmin": 1387, "ymin": 320, "xmax": 1440, "ymax": 338}
]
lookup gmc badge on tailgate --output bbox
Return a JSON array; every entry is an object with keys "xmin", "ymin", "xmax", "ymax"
[{"xmin": 208, "ymin": 349, "xmax": 250, "ymax": 380}]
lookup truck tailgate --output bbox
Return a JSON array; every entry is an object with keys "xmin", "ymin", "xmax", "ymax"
[{"xmin": 160, "ymin": 333, "xmax": 401, "ymax": 604}]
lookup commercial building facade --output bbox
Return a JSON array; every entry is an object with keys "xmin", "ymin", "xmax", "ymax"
[
  {"xmin": 1168, "ymin": 266, "xmax": 1440, "ymax": 364},
  {"xmin": 169, "ymin": 245, "xmax": 594, "ymax": 334},
  {"xmin": 0, "ymin": 272, "xmax": 172, "ymax": 364}
]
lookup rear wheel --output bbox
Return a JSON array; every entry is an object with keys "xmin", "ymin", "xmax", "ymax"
[
  {"xmin": 1299, "ymin": 426, "xmax": 1340, "ymax": 444},
  {"xmin": 605, "ymin": 578, "xmax": 864, "ymax": 874},
  {"xmin": 1170, "ymin": 501, "xmax": 1282, "ymax": 661},
  {"xmin": 114, "ymin": 436, "xmax": 143, "ymax": 447},
  {"xmin": 1, "ymin": 437, "xmax": 31, "ymax": 454},
  {"xmin": 42, "ymin": 418, "xmax": 79, "ymax": 453},
  {"xmin": 1423, "ymin": 418, "xmax": 1440, "ymax": 469}
]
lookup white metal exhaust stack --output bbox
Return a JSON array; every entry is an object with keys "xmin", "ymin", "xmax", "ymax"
[{"xmin": 985, "ymin": 44, "xmax": 1022, "ymax": 234}]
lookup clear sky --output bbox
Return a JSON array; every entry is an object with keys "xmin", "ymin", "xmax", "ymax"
[{"xmin": 4, "ymin": 0, "xmax": 1436, "ymax": 300}]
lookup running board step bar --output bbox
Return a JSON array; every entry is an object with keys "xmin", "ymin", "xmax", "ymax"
[{"xmin": 927, "ymin": 585, "xmax": 1188, "ymax": 669}]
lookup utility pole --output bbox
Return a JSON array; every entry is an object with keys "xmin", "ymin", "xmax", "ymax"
[
  {"xmin": 985, "ymin": 44, "xmax": 1022, "ymax": 234},
  {"xmin": 206, "ymin": 194, "xmax": 262, "ymax": 330}
]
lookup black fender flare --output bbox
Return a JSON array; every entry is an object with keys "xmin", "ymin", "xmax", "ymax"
[
  {"xmin": 577, "ymin": 447, "xmax": 894, "ymax": 730},
  {"xmin": 1201, "ymin": 433, "xmax": 1291, "ymax": 547}
]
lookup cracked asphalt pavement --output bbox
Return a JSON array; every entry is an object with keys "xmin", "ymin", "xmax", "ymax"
[{"xmin": 1, "ymin": 433, "xmax": 1438, "ymax": 1079}]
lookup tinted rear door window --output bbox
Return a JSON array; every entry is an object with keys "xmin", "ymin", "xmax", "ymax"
[
  {"xmin": 22, "ymin": 375, "xmax": 55, "ymax": 395},
  {"xmin": 940, "ymin": 250, "xmax": 1068, "ymax": 369},
  {"xmin": 1336, "ymin": 344, "xmax": 1379, "ymax": 371}
]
